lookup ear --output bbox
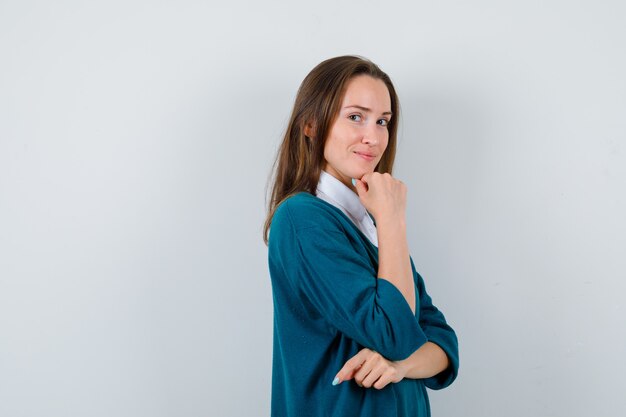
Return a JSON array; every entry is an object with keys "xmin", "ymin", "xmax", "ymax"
[{"xmin": 304, "ymin": 121, "xmax": 315, "ymax": 139}]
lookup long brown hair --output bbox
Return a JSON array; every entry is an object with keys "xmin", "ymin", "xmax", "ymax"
[{"xmin": 263, "ymin": 55, "xmax": 401, "ymax": 245}]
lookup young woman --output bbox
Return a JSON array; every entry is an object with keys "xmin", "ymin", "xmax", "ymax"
[{"xmin": 263, "ymin": 55, "xmax": 459, "ymax": 417}]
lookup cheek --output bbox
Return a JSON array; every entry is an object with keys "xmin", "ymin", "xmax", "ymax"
[
  {"xmin": 382, "ymin": 133, "xmax": 390, "ymax": 149},
  {"xmin": 326, "ymin": 133, "xmax": 351, "ymax": 154},
  {"xmin": 323, "ymin": 140, "xmax": 340, "ymax": 162}
]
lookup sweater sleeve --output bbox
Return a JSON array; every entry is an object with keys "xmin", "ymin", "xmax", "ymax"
[
  {"xmin": 271, "ymin": 202, "xmax": 428, "ymax": 361},
  {"xmin": 411, "ymin": 257, "xmax": 460, "ymax": 390}
]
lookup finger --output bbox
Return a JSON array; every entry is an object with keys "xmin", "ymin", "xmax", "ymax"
[
  {"xmin": 354, "ymin": 362, "xmax": 374, "ymax": 387},
  {"xmin": 354, "ymin": 354, "xmax": 381, "ymax": 386},
  {"xmin": 361, "ymin": 364, "xmax": 385, "ymax": 388},
  {"xmin": 341, "ymin": 362, "xmax": 363, "ymax": 383},
  {"xmin": 373, "ymin": 369, "xmax": 395, "ymax": 390},
  {"xmin": 354, "ymin": 178, "xmax": 368, "ymax": 196},
  {"xmin": 335, "ymin": 349, "xmax": 371, "ymax": 383},
  {"xmin": 367, "ymin": 172, "xmax": 384, "ymax": 189}
]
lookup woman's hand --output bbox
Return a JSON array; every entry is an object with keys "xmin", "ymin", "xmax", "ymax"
[
  {"xmin": 354, "ymin": 172, "xmax": 406, "ymax": 224},
  {"xmin": 333, "ymin": 348, "xmax": 408, "ymax": 390}
]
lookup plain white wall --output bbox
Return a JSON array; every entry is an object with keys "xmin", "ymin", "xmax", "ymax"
[{"xmin": 1, "ymin": 1, "xmax": 625, "ymax": 416}]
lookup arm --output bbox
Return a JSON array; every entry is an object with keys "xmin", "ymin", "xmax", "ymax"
[
  {"xmin": 354, "ymin": 173, "xmax": 416, "ymax": 315},
  {"xmin": 395, "ymin": 341, "xmax": 449, "ymax": 379},
  {"xmin": 334, "ymin": 260, "xmax": 459, "ymax": 390},
  {"xmin": 376, "ymin": 217, "xmax": 416, "ymax": 315},
  {"xmin": 352, "ymin": 172, "xmax": 454, "ymax": 375},
  {"xmin": 333, "ymin": 342, "xmax": 448, "ymax": 389}
]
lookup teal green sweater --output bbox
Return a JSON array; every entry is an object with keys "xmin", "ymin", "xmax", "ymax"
[{"xmin": 268, "ymin": 192, "xmax": 459, "ymax": 417}]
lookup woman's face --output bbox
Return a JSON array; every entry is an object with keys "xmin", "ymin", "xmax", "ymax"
[{"xmin": 322, "ymin": 75, "xmax": 392, "ymax": 190}]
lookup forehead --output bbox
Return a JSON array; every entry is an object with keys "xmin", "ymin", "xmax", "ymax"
[{"xmin": 341, "ymin": 75, "xmax": 391, "ymax": 110}]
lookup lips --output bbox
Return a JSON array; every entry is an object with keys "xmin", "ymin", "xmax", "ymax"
[{"xmin": 354, "ymin": 151, "xmax": 376, "ymax": 161}]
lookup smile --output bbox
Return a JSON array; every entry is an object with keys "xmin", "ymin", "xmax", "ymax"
[{"xmin": 354, "ymin": 151, "xmax": 375, "ymax": 161}]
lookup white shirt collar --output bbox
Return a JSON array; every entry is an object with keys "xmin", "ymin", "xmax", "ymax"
[{"xmin": 315, "ymin": 170, "xmax": 378, "ymax": 246}]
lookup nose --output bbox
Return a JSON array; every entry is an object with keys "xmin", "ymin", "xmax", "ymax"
[{"xmin": 362, "ymin": 122, "xmax": 381, "ymax": 146}]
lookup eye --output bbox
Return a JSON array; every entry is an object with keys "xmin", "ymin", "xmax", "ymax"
[
  {"xmin": 348, "ymin": 114, "xmax": 362, "ymax": 122},
  {"xmin": 378, "ymin": 118, "xmax": 390, "ymax": 127}
]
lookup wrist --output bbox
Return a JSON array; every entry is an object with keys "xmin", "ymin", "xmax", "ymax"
[
  {"xmin": 393, "ymin": 358, "xmax": 411, "ymax": 381},
  {"xmin": 376, "ymin": 216, "xmax": 406, "ymax": 232}
]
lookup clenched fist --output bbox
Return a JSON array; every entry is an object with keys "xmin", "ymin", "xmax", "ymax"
[{"xmin": 353, "ymin": 172, "xmax": 407, "ymax": 224}]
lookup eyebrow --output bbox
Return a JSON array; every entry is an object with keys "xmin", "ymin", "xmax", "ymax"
[{"xmin": 343, "ymin": 105, "xmax": 393, "ymax": 116}]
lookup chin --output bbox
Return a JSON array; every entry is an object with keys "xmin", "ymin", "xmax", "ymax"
[{"xmin": 349, "ymin": 168, "xmax": 369, "ymax": 179}]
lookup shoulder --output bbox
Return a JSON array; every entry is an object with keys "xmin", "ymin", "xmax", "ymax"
[{"xmin": 272, "ymin": 191, "xmax": 345, "ymax": 233}]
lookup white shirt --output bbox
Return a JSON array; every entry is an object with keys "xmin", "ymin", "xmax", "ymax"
[{"xmin": 315, "ymin": 170, "xmax": 379, "ymax": 247}]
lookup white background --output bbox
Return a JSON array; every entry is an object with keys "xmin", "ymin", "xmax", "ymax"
[{"xmin": 1, "ymin": 1, "xmax": 625, "ymax": 416}]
